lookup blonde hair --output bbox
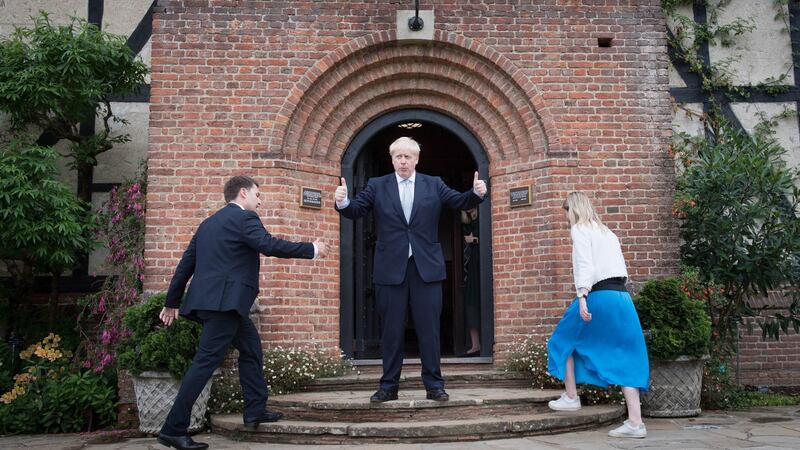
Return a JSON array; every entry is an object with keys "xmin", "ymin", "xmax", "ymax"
[
  {"xmin": 562, "ymin": 192, "xmax": 607, "ymax": 230},
  {"xmin": 389, "ymin": 136, "xmax": 421, "ymax": 157}
]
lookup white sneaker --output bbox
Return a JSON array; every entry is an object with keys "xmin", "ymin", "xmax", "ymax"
[
  {"xmin": 608, "ymin": 420, "xmax": 647, "ymax": 438},
  {"xmin": 547, "ymin": 392, "xmax": 581, "ymax": 411}
]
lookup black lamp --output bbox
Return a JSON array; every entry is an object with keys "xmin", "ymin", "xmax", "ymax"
[{"xmin": 408, "ymin": 0, "xmax": 424, "ymax": 31}]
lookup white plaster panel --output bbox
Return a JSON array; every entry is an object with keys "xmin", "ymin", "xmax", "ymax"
[
  {"xmin": 672, "ymin": 103, "xmax": 704, "ymax": 137},
  {"xmin": 669, "ymin": 61, "xmax": 687, "ymax": 88},
  {"xmin": 101, "ymin": 0, "xmax": 151, "ymax": 38},
  {"xmin": 93, "ymin": 102, "xmax": 149, "ymax": 184},
  {"xmin": 730, "ymin": 102, "xmax": 800, "ymax": 171},
  {"xmin": 140, "ymin": 38, "xmax": 152, "ymax": 83},
  {"xmin": 0, "ymin": 0, "xmax": 87, "ymax": 37},
  {"xmin": 709, "ymin": 0, "xmax": 793, "ymax": 85},
  {"xmin": 665, "ymin": 4, "xmax": 696, "ymax": 48},
  {"xmin": 54, "ymin": 139, "xmax": 79, "ymax": 192},
  {"xmin": 396, "ymin": 10, "xmax": 434, "ymax": 41}
]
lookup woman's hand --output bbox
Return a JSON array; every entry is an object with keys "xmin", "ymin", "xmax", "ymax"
[{"xmin": 579, "ymin": 296, "xmax": 592, "ymax": 322}]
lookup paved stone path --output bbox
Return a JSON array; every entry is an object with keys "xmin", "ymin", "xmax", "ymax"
[{"xmin": 1, "ymin": 405, "xmax": 798, "ymax": 449}]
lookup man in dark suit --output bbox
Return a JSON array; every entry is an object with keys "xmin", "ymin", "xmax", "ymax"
[
  {"xmin": 157, "ymin": 175, "xmax": 328, "ymax": 450},
  {"xmin": 335, "ymin": 137, "xmax": 486, "ymax": 403}
]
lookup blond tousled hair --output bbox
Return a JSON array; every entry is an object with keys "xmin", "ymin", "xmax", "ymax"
[
  {"xmin": 562, "ymin": 192, "xmax": 608, "ymax": 230},
  {"xmin": 389, "ymin": 136, "xmax": 421, "ymax": 157}
]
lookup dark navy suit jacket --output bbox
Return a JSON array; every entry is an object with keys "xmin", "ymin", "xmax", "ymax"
[
  {"xmin": 336, "ymin": 172, "xmax": 483, "ymax": 285},
  {"xmin": 166, "ymin": 203, "xmax": 315, "ymax": 320}
]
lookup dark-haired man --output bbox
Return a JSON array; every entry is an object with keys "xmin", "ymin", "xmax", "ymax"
[{"xmin": 157, "ymin": 175, "xmax": 328, "ymax": 450}]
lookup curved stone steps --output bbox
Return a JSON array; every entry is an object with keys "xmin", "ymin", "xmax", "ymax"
[
  {"xmin": 210, "ymin": 404, "xmax": 625, "ymax": 444},
  {"xmin": 268, "ymin": 387, "xmax": 562, "ymax": 422},
  {"xmin": 303, "ymin": 369, "xmax": 533, "ymax": 392}
]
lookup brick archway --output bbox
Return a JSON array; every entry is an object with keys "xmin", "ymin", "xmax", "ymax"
[{"xmin": 269, "ymin": 30, "xmax": 558, "ymax": 165}]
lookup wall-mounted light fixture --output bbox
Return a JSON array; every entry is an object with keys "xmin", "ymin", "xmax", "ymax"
[{"xmin": 408, "ymin": 0, "xmax": 424, "ymax": 31}]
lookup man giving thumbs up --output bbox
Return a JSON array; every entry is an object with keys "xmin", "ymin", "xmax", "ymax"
[{"xmin": 334, "ymin": 137, "xmax": 486, "ymax": 404}]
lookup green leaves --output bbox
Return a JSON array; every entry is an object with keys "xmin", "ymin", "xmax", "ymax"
[
  {"xmin": 0, "ymin": 12, "xmax": 148, "ymax": 131},
  {"xmin": 634, "ymin": 278, "xmax": 712, "ymax": 360},
  {"xmin": 117, "ymin": 293, "xmax": 202, "ymax": 379},
  {"xmin": 0, "ymin": 138, "xmax": 95, "ymax": 273},
  {"xmin": 673, "ymin": 115, "xmax": 800, "ymax": 342}
]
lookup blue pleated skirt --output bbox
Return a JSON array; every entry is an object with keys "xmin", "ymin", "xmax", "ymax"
[{"xmin": 547, "ymin": 289, "xmax": 650, "ymax": 391}]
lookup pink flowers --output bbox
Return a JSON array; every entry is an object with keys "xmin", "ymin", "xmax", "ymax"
[{"xmin": 79, "ymin": 174, "xmax": 147, "ymax": 372}]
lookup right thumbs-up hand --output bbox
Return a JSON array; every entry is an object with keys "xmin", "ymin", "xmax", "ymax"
[{"xmin": 335, "ymin": 177, "xmax": 348, "ymax": 203}]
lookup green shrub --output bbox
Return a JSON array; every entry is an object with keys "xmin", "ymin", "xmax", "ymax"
[
  {"xmin": 0, "ymin": 334, "xmax": 116, "ymax": 434},
  {"xmin": 634, "ymin": 277, "xmax": 711, "ymax": 360},
  {"xmin": 117, "ymin": 293, "xmax": 202, "ymax": 379},
  {"xmin": 502, "ymin": 338, "xmax": 624, "ymax": 406}
]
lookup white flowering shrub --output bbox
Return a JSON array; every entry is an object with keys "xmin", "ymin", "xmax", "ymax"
[
  {"xmin": 503, "ymin": 337, "xmax": 624, "ymax": 406},
  {"xmin": 207, "ymin": 344, "xmax": 352, "ymax": 414}
]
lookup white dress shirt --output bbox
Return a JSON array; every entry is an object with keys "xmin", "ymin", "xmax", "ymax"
[{"xmin": 571, "ymin": 222, "xmax": 628, "ymax": 295}]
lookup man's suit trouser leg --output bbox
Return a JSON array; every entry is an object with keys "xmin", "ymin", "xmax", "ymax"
[
  {"xmin": 232, "ymin": 315, "xmax": 269, "ymax": 419},
  {"xmin": 375, "ymin": 264, "xmax": 411, "ymax": 392},
  {"xmin": 160, "ymin": 310, "xmax": 239, "ymax": 436},
  {"xmin": 408, "ymin": 260, "xmax": 444, "ymax": 390}
]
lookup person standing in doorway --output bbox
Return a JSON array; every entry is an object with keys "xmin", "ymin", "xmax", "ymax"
[
  {"xmin": 157, "ymin": 176, "xmax": 328, "ymax": 450},
  {"xmin": 334, "ymin": 137, "xmax": 487, "ymax": 403},
  {"xmin": 461, "ymin": 207, "xmax": 481, "ymax": 357}
]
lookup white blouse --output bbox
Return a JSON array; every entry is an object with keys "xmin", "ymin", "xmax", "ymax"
[{"xmin": 571, "ymin": 222, "xmax": 628, "ymax": 295}]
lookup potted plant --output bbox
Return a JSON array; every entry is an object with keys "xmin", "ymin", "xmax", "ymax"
[
  {"xmin": 634, "ymin": 277, "xmax": 711, "ymax": 417},
  {"xmin": 117, "ymin": 293, "xmax": 206, "ymax": 433}
]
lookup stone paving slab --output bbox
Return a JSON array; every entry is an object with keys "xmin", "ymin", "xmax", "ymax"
[
  {"xmin": 1, "ymin": 406, "xmax": 799, "ymax": 449},
  {"xmin": 306, "ymin": 371, "xmax": 532, "ymax": 391},
  {"xmin": 271, "ymin": 388, "xmax": 562, "ymax": 410}
]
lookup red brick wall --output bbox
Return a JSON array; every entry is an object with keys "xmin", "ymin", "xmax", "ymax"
[
  {"xmin": 737, "ymin": 293, "xmax": 800, "ymax": 388},
  {"xmin": 145, "ymin": 0, "xmax": 678, "ymax": 360}
]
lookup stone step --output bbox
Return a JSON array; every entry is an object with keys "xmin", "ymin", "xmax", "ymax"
[
  {"xmin": 304, "ymin": 369, "xmax": 532, "ymax": 392},
  {"xmin": 210, "ymin": 404, "xmax": 625, "ymax": 444},
  {"xmin": 270, "ymin": 387, "xmax": 562, "ymax": 422}
]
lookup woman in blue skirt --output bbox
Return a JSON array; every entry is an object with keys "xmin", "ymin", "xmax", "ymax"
[{"xmin": 547, "ymin": 192, "xmax": 650, "ymax": 438}]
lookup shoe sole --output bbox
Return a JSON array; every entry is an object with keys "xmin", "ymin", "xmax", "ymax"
[
  {"xmin": 243, "ymin": 417, "xmax": 283, "ymax": 427},
  {"xmin": 547, "ymin": 403, "xmax": 581, "ymax": 411},
  {"xmin": 370, "ymin": 396, "xmax": 398, "ymax": 403},
  {"xmin": 156, "ymin": 437, "xmax": 172, "ymax": 448},
  {"xmin": 426, "ymin": 396, "xmax": 449, "ymax": 401}
]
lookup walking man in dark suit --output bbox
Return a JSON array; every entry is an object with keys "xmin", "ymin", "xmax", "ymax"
[
  {"xmin": 157, "ymin": 175, "xmax": 328, "ymax": 450},
  {"xmin": 335, "ymin": 137, "xmax": 486, "ymax": 403}
]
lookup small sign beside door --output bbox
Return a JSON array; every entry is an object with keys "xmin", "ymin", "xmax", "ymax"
[
  {"xmin": 299, "ymin": 187, "xmax": 322, "ymax": 209},
  {"xmin": 509, "ymin": 185, "xmax": 531, "ymax": 208}
]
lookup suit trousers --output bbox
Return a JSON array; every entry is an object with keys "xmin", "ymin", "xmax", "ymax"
[
  {"xmin": 376, "ymin": 256, "xmax": 444, "ymax": 392},
  {"xmin": 160, "ymin": 310, "xmax": 268, "ymax": 436}
]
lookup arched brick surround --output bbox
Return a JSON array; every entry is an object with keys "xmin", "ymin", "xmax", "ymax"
[{"xmin": 271, "ymin": 30, "xmax": 558, "ymax": 164}]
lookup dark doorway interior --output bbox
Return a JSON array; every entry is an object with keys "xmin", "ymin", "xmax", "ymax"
[{"xmin": 350, "ymin": 120, "xmax": 478, "ymax": 360}]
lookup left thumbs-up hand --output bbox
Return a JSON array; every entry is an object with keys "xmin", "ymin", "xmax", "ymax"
[{"xmin": 473, "ymin": 171, "xmax": 487, "ymax": 197}]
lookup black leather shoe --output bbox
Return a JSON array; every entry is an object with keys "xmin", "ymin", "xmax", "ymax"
[
  {"xmin": 156, "ymin": 434, "xmax": 208, "ymax": 450},
  {"xmin": 370, "ymin": 388, "xmax": 399, "ymax": 403},
  {"xmin": 426, "ymin": 388, "xmax": 450, "ymax": 401},
  {"xmin": 243, "ymin": 410, "xmax": 284, "ymax": 427}
]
